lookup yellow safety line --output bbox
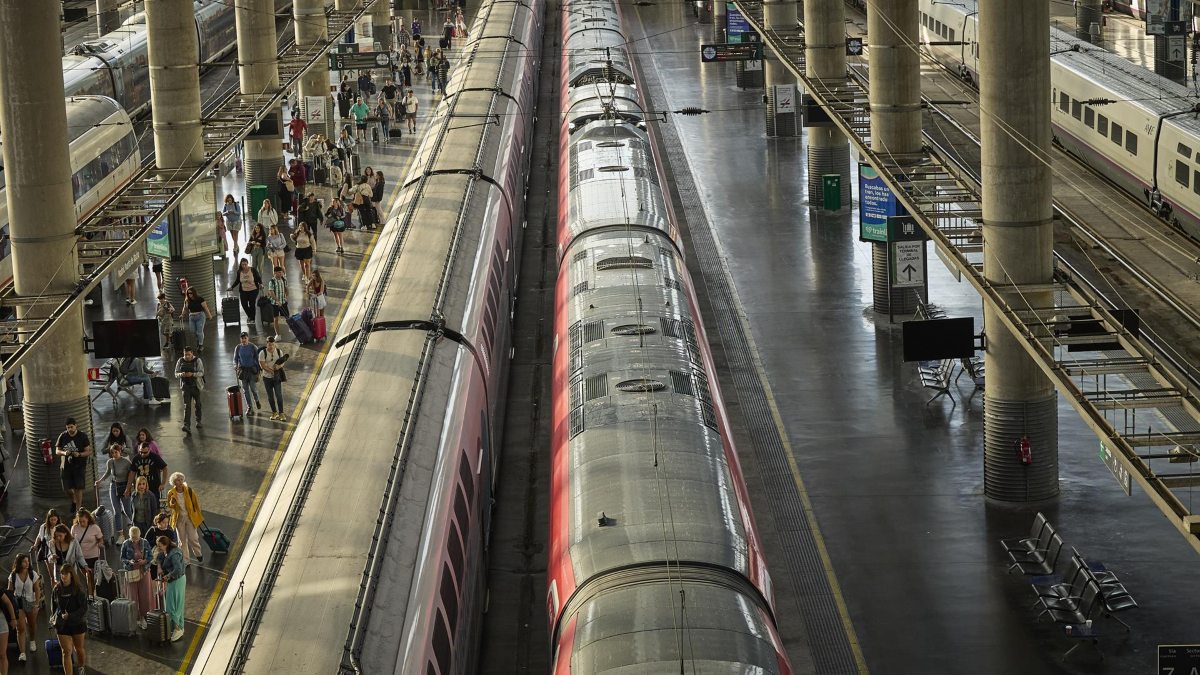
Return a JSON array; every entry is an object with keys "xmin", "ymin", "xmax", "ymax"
[{"xmin": 176, "ymin": 150, "xmax": 414, "ymax": 673}]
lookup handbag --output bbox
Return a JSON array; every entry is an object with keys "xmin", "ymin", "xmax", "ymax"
[{"xmin": 127, "ymin": 567, "xmax": 142, "ymax": 583}]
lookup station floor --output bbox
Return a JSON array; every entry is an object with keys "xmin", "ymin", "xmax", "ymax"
[
  {"xmin": 0, "ymin": 76, "xmax": 448, "ymax": 673},
  {"xmin": 624, "ymin": 3, "xmax": 1200, "ymax": 674}
]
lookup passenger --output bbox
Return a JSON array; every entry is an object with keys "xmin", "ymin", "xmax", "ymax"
[
  {"xmin": 325, "ymin": 197, "xmax": 348, "ymax": 254},
  {"xmin": 298, "ymin": 193, "xmax": 323, "ymax": 248},
  {"xmin": 307, "ymin": 270, "xmax": 327, "ymax": 319},
  {"xmin": 95, "ymin": 443, "xmax": 133, "ymax": 544},
  {"xmin": 174, "ymin": 346, "xmax": 205, "ymax": 434},
  {"xmin": 180, "ymin": 287, "xmax": 214, "ymax": 353},
  {"xmin": 32, "ymin": 510, "xmax": 63, "ymax": 586},
  {"xmin": 46, "ymin": 525, "xmax": 85, "ymax": 587},
  {"xmin": 276, "ymin": 166, "xmax": 294, "ymax": 219},
  {"xmin": 287, "ymin": 113, "xmax": 307, "ymax": 158},
  {"xmin": 258, "ymin": 336, "xmax": 288, "ymax": 421},
  {"xmin": 354, "ymin": 176, "xmax": 376, "ymax": 230},
  {"xmin": 374, "ymin": 98, "xmax": 392, "ymax": 142},
  {"xmin": 121, "ymin": 269, "xmax": 138, "ymax": 306},
  {"xmin": 165, "ymin": 473, "xmax": 204, "ymax": 565},
  {"xmin": 222, "ymin": 194, "xmax": 242, "ymax": 256},
  {"xmin": 215, "ymin": 211, "xmax": 227, "ymax": 258},
  {"xmin": 350, "ymin": 96, "xmax": 371, "ymax": 141},
  {"xmin": 356, "ymin": 70, "xmax": 373, "ymax": 101},
  {"xmin": 118, "ymin": 356, "xmax": 160, "ymax": 405},
  {"xmin": 155, "ymin": 536, "xmax": 186, "ymax": 642},
  {"xmin": 52, "ymin": 565, "xmax": 88, "ymax": 674},
  {"xmin": 145, "ymin": 513, "xmax": 177, "ymax": 575},
  {"xmin": 151, "ymin": 256, "xmax": 164, "ymax": 288},
  {"xmin": 402, "ymin": 88, "xmax": 418, "ymax": 134},
  {"xmin": 128, "ymin": 476, "xmax": 159, "ymax": 536},
  {"xmin": 400, "ymin": 50, "xmax": 413, "ymax": 88},
  {"xmin": 337, "ymin": 126, "xmax": 356, "ymax": 167},
  {"xmin": 266, "ymin": 224, "xmax": 288, "ymax": 275},
  {"xmin": 233, "ymin": 332, "xmax": 263, "ymax": 415},
  {"xmin": 338, "ymin": 175, "xmax": 356, "ymax": 211},
  {"xmin": 69, "ymin": 509, "xmax": 104, "ymax": 596},
  {"xmin": 373, "ymin": 170, "xmax": 386, "ymax": 216},
  {"xmin": 133, "ymin": 428, "xmax": 162, "ymax": 458},
  {"xmin": 102, "ymin": 422, "xmax": 131, "ymax": 453},
  {"xmin": 266, "ymin": 266, "xmax": 290, "ymax": 338},
  {"xmin": 55, "ymin": 418, "xmax": 92, "ymax": 515},
  {"xmin": 287, "ymin": 159, "xmax": 307, "ymax": 217},
  {"xmin": 443, "ymin": 17, "xmax": 454, "ymax": 49},
  {"xmin": 8, "ymin": 554, "xmax": 42, "ymax": 664},
  {"xmin": 119, "ymin": 526, "xmax": 153, "ymax": 629},
  {"xmin": 156, "ymin": 292, "xmax": 175, "ymax": 350},
  {"xmin": 381, "ymin": 78, "xmax": 398, "ymax": 116},
  {"xmin": 437, "ymin": 52, "xmax": 450, "ymax": 96},
  {"xmin": 247, "ymin": 222, "xmax": 270, "ymax": 281},
  {"xmin": 429, "ymin": 50, "xmax": 442, "ymax": 94},
  {"xmin": 293, "ymin": 222, "xmax": 315, "ymax": 281},
  {"xmin": 228, "ymin": 258, "xmax": 263, "ymax": 325}
]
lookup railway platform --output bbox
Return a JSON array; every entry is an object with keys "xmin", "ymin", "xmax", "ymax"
[
  {"xmin": 0, "ymin": 78, "xmax": 447, "ymax": 674},
  {"xmin": 611, "ymin": 3, "xmax": 1200, "ymax": 673}
]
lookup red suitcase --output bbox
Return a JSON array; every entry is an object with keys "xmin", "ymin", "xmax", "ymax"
[
  {"xmin": 226, "ymin": 385, "xmax": 243, "ymax": 421},
  {"xmin": 312, "ymin": 315, "xmax": 327, "ymax": 341}
]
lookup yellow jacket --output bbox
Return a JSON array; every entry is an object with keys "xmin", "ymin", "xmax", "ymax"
[{"xmin": 166, "ymin": 484, "xmax": 203, "ymax": 528}]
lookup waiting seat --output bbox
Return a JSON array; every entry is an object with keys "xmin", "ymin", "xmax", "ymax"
[{"xmin": 88, "ymin": 359, "xmax": 141, "ymax": 409}]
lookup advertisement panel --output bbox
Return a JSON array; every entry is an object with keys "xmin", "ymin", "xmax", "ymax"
[
  {"xmin": 858, "ymin": 163, "xmax": 905, "ymax": 242},
  {"xmin": 175, "ymin": 179, "xmax": 220, "ymax": 260},
  {"xmin": 726, "ymin": 2, "xmax": 750, "ymax": 41}
]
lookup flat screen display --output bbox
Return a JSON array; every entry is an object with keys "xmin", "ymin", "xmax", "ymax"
[{"xmin": 92, "ymin": 319, "xmax": 161, "ymax": 359}]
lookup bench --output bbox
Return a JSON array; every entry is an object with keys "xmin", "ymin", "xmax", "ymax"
[
  {"xmin": 918, "ymin": 359, "xmax": 956, "ymax": 404},
  {"xmin": 88, "ymin": 359, "xmax": 142, "ymax": 410},
  {"xmin": 957, "ymin": 355, "xmax": 985, "ymax": 399}
]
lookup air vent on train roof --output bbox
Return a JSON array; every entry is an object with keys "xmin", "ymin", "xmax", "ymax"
[
  {"xmin": 597, "ymin": 256, "xmax": 652, "ymax": 270},
  {"xmin": 597, "ymin": 141, "xmax": 626, "ymax": 148},
  {"xmin": 616, "ymin": 378, "xmax": 667, "ymax": 393},
  {"xmin": 611, "ymin": 324, "xmax": 657, "ymax": 336},
  {"xmin": 598, "ymin": 165, "xmax": 630, "ymax": 172},
  {"xmin": 583, "ymin": 17, "xmax": 605, "ymax": 22}
]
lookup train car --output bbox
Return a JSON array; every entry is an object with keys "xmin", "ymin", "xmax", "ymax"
[
  {"xmin": 0, "ymin": 96, "xmax": 140, "ymax": 288},
  {"xmin": 187, "ymin": 0, "xmax": 542, "ymax": 673},
  {"xmin": 919, "ymin": 0, "xmax": 1200, "ymax": 238},
  {"xmin": 548, "ymin": 0, "xmax": 791, "ymax": 672}
]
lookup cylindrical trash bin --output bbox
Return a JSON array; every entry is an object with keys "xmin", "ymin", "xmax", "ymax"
[
  {"xmin": 249, "ymin": 185, "xmax": 268, "ymax": 220},
  {"xmin": 822, "ymin": 174, "xmax": 842, "ymax": 211}
]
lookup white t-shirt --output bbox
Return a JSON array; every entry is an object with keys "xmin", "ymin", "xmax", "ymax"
[{"xmin": 10, "ymin": 569, "xmax": 38, "ymax": 604}]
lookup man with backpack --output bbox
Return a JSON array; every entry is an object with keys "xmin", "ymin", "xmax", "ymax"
[{"xmin": 232, "ymin": 333, "xmax": 263, "ymax": 415}]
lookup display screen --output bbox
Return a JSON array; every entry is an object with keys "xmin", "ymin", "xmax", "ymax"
[{"xmin": 92, "ymin": 319, "xmax": 161, "ymax": 359}]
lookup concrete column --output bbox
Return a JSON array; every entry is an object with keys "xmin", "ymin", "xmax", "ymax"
[
  {"xmin": 802, "ymin": 0, "xmax": 850, "ymax": 208},
  {"xmin": 713, "ymin": 0, "xmax": 727, "ymax": 41},
  {"xmin": 147, "ymin": 0, "xmax": 216, "ymax": 305},
  {"xmin": 868, "ymin": 0, "xmax": 923, "ymax": 315},
  {"xmin": 96, "ymin": 0, "xmax": 122, "ymax": 35},
  {"xmin": 238, "ymin": 0, "xmax": 284, "ymax": 216},
  {"xmin": 0, "ymin": 0, "xmax": 93, "ymax": 498},
  {"xmin": 372, "ymin": 0, "xmax": 392, "ymax": 51},
  {"xmin": 1074, "ymin": 0, "xmax": 1102, "ymax": 43},
  {"xmin": 296, "ymin": 0, "xmax": 334, "ymax": 140},
  {"xmin": 763, "ymin": 0, "xmax": 798, "ymax": 137},
  {"xmin": 979, "ymin": 0, "xmax": 1058, "ymax": 502}
]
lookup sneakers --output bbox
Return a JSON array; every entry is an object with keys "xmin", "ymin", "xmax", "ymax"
[
  {"xmin": 29, "ymin": 640, "xmax": 35, "ymax": 652},
  {"xmin": 138, "ymin": 620, "xmax": 147, "ymax": 630},
  {"xmin": 182, "ymin": 426, "xmax": 191, "ymax": 434},
  {"xmin": 196, "ymin": 420, "xmax": 203, "ymax": 428},
  {"xmin": 130, "ymin": 298, "xmax": 138, "ymax": 305},
  {"xmin": 148, "ymin": 398, "xmax": 161, "ymax": 406},
  {"xmin": 278, "ymin": 413, "xmax": 288, "ymax": 422},
  {"xmin": 17, "ymin": 653, "xmax": 25, "ymax": 662},
  {"xmin": 270, "ymin": 413, "xmax": 281, "ymax": 420},
  {"xmin": 256, "ymin": 400, "xmax": 262, "ymax": 410},
  {"xmin": 170, "ymin": 627, "xmax": 185, "ymax": 642}
]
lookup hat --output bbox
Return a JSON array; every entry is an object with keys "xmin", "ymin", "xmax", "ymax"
[{"xmin": 240, "ymin": 331, "xmax": 249, "ymax": 337}]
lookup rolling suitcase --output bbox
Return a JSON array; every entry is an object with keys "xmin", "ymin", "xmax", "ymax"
[
  {"xmin": 144, "ymin": 588, "xmax": 170, "ymax": 645},
  {"xmin": 86, "ymin": 595, "xmax": 109, "ymax": 635},
  {"xmin": 389, "ymin": 126, "xmax": 403, "ymax": 140},
  {"xmin": 199, "ymin": 521, "xmax": 231, "ymax": 554},
  {"xmin": 312, "ymin": 315, "xmax": 327, "ymax": 341},
  {"xmin": 226, "ymin": 385, "xmax": 244, "ymax": 421},
  {"xmin": 151, "ymin": 376, "xmax": 171, "ymax": 403},
  {"xmin": 95, "ymin": 562, "xmax": 118, "ymax": 602},
  {"xmin": 304, "ymin": 161, "xmax": 314, "ymax": 182},
  {"xmin": 300, "ymin": 307, "xmax": 315, "ymax": 331},
  {"xmin": 221, "ymin": 296, "xmax": 240, "ymax": 327},
  {"xmin": 110, "ymin": 570, "xmax": 138, "ymax": 637},
  {"xmin": 45, "ymin": 639, "xmax": 62, "ymax": 669},
  {"xmin": 92, "ymin": 486, "xmax": 113, "ymax": 545},
  {"xmin": 287, "ymin": 313, "xmax": 314, "ymax": 344},
  {"xmin": 314, "ymin": 165, "xmax": 328, "ymax": 185}
]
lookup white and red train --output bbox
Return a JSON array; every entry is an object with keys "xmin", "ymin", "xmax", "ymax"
[{"xmin": 548, "ymin": 0, "xmax": 791, "ymax": 671}]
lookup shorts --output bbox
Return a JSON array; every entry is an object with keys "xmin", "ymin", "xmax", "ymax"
[
  {"xmin": 273, "ymin": 302, "xmax": 290, "ymax": 318},
  {"xmin": 356, "ymin": 121, "xmax": 367, "ymax": 130},
  {"xmin": 61, "ymin": 469, "xmax": 86, "ymax": 491},
  {"xmin": 406, "ymin": 113, "xmax": 416, "ymax": 122},
  {"xmin": 0, "ymin": 611, "xmax": 7, "ymax": 635},
  {"xmin": 56, "ymin": 623, "xmax": 85, "ymax": 637},
  {"xmin": 311, "ymin": 293, "xmax": 327, "ymax": 310},
  {"xmin": 295, "ymin": 247, "xmax": 313, "ymax": 261},
  {"xmin": 85, "ymin": 557, "xmax": 99, "ymax": 570}
]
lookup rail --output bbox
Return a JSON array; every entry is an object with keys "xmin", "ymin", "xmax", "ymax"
[
  {"xmin": 734, "ymin": 1, "xmax": 1200, "ymax": 552},
  {"xmin": 0, "ymin": 0, "xmax": 381, "ymax": 380}
]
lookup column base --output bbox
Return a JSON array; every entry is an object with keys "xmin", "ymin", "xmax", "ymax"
[
  {"xmin": 24, "ymin": 397, "xmax": 94, "ymax": 500},
  {"xmin": 163, "ymin": 256, "xmax": 218, "ymax": 312},
  {"xmin": 244, "ymin": 138, "xmax": 280, "ymax": 211},
  {"xmin": 805, "ymin": 127, "xmax": 851, "ymax": 208},
  {"xmin": 984, "ymin": 394, "xmax": 1059, "ymax": 502},
  {"xmin": 1075, "ymin": 1, "xmax": 1101, "ymax": 42},
  {"xmin": 870, "ymin": 241, "xmax": 923, "ymax": 315}
]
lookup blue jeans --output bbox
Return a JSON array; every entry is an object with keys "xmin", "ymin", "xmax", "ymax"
[
  {"xmin": 125, "ymin": 374, "xmax": 152, "ymax": 399},
  {"xmin": 263, "ymin": 375, "xmax": 283, "ymax": 414},
  {"xmin": 239, "ymin": 373, "xmax": 261, "ymax": 409},
  {"xmin": 188, "ymin": 312, "xmax": 206, "ymax": 347},
  {"xmin": 109, "ymin": 480, "xmax": 130, "ymax": 537}
]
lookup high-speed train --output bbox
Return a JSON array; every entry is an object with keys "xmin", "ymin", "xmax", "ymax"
[
  {"xmin": 188, "ymin": 0, "xmax": 541, "ymax": 673},
  {"xmin": 0, "ymin": 96, "xmax": 139, "ymax": 285},
  {"xmin": 549, "ymin": 0, "xmax": 790, "ymax": 672},
  {"xmin": 921, "ymin": 0, "xmax": 1200, "ymax": 239}
]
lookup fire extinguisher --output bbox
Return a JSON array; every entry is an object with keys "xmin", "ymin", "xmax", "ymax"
[
  {"xmin": 178, "ymin": 276, "xmax": 189, "ymax": 298},
  {"xmin": 1018, "ymin": 435, "xmax": 1033, "ymax": 466},
  {"xmin": 40, "ymin": 438, "xmax": 53, "ymax": 465}
]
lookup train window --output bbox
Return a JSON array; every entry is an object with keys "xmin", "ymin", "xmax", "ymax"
[
  {"xmin": 934, "ymin": 20, "xmax": 942, "ymax": 35},
  {"xmin": 440, "ymin": 563, "xmax": 460, "ymax": 631},
  {"xmin": 1178, "ymin": 143, "xmax": 1193, "ymax": 159},
  {"xmin": 459, "ymin": 452, "xmax": 474, "ymax": 504},
  {"xmin": 432, "ymin": 612, "xmax": 452, "ymax": 675},
  {"xmin": 1059, "ymin": 93, "xmax": 1069, "ymax": 113},
  {"xmin": 454, "ymin": 488, "xmax": 470, "ymax": 538},
  {"xmin": 1097, "ymin": 114, "xmax": 1108, "ymax": 137},
  {"xmin": 449, "ymin": 518, "xmax": 465, "ymax": 581},
  {"xmin": 1176, "ymin": 160, "xmax": 1190, "ymax": 187},
  {"xmin": 1125, "ymin": 130, "xmax": 1137, "ymax": 155},
  {"xmin": 948, "ymin": 28, "xmax": 955, "ymax": 43},
  {"xmin": 1193, "ymin": 170, "xmax": 1200, "ymax": 195},
  {"xmin": 1070, "ymin": 100, "xmax": 1081, "ymax": 120},
  {"xmin": 1083, "ymin": 108, "xmax": 1094, "ymax": 128},
  {"xmin": 1110, "ymin": 122, "xmax": 1123, "ymax": 145}
]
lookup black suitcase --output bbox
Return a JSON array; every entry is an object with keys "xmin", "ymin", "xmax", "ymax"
[
  {"xmin": 314, "ymin": 165, "xmax": 328, "ymax": 185},
  {"xmin": 439, "ymin": 36, "xmax": 449, "ymax": 49},
  {"xmin": 151, "ymin": 376, "xmax": 171, "ymax": 403},
  {"xmin": 171, "ymin": 328, "xmax": 188, "ymax": 350},
  {"xmin": 220, "ymin": 296, "xmax": 240, "ymax": 328},
  {"xmin": 389, "ymin": 126, "xmax": 403, "ymax": 139}
]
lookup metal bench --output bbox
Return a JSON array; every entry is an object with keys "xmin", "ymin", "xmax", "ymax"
[
  {"xmin": 88, "ymin": 359, "xmax": 141, "ymax": 410},
  {"xmin": 918, "ymin": 359, "xmax": 956, "ymax": 404}
]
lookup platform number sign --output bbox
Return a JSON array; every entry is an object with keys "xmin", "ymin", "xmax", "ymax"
[
  {"xmin": 1159, "ymin": 644, "xmax": 1200, "ymax": 674},
  {"xmin": 846, "ymin": 37, "xmax": 864, "ymax": 56}
]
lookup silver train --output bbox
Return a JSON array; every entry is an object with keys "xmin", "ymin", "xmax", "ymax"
[
  {"xmin": 190, "ymin": 0, "xmax": 542, "ymax": 673},
  {"xmin": 0, "ymin": 96, "xmax": 139, "ymax": 287},
  {"xmin": 922, "ymin": 0, "xmax": 1200, "ymax": 239},
  {"xmin": 548, "ymin": 0, "xmax": 790, "ymax": 672}
]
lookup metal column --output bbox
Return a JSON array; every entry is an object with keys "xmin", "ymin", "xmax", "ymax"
[
  {"xmin": 802, "ymin": 0, "xmax": 850, "ymax": 208},
  {"xmin": 147, "ymin": 0, "xmax": 216, "ymax": 306},
  {"xmin": 0, "ymin": 0, "xmax": 93, "ymax": 498},
  {"xmin": 980, "ymin": 0, "xmax": 1058, "ymax": 502},
  {"xmin": 868, "ymin": 0, "xmax": 924, "ymax": 315},
  {"xmin": 238, "ymin": 0, "xmax": 284, "ymax": 215},
  {"xmin": 96, "ymin": 0, "xmax": 122, "ymax": 35},
  {"xmin": 764, "ymin": 0, "xmax": 799, "ymax": 137}
]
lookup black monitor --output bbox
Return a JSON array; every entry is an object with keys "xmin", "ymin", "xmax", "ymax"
[
  {"xmin": 91, "ymin": 320, "xmax": 161, "ymax": 359},
  {"xmin": 902, "ymin": 317, "xmax": 976, "ymax": 362}
]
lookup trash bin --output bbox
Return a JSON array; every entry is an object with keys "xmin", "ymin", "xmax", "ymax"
[
  {"xmin": 822, "ymin": 174, "xmax": 841, "ymax": 211},
  {"xmin": 249, "ymin": 185, "xmax": 268, "ymax": 219}
]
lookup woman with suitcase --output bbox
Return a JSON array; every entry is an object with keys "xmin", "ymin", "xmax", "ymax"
[
  {"xmin": 128, "ymin": 477, "xmax": 159, "ymax": 537},
  {"xmin": 155, "ymin": 537, "xmax": 186, "ymax": 642},
  {"xmin": 9, "ymin": 554, "xmax": 42, "ymax": 663},
  {"xmin": 246, "ymin": 223, "xmax": 269, "ymax": 281},
  {"xmin": 69, "ymin": 510, "xmax": 104, "ymax": 596},
  {"xmin": 325, "ymin": 197, "xmax": 348, "ymax": 254},
  {"xmin": 120, "ymin": 527, "xmax": 154, "ymax": 629},
  {"xmin": 51, "ymin": 565, "xmax": 88, "ymax": 674},
  {"xmin": 95, "ymin": 444, "xmax": 133, "ymax": 546},
  {"xmin": 227, "ymin": 258, "xmax": 263, "ymax": 325},
  {"xmin": 166, "ymin": 473, "xmax": 204, "ymax": 565}
]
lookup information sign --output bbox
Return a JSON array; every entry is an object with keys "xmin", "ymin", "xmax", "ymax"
[
  {"xmin": 305, "ymin": 96, "xmax": 326, "ymax": 124},
  {"xmin": 327, "ymin": 51, "xmax": 393, "ymax": 71},
  {"xmin": 774, "ymin": 84, "xmax": 795, "ymax": 113},
  {"xmin": 701, "ymin": 43, "xmax": 760, "ymax": 62},
  {"xmin": 146, "ymin": 219, "xmax": 170, "ymax": 258},
  {"xmin": 858, "ymin": 163, "xmax": 905, "ymax": 242},
  {"xmin": 891, "ymin": 240, "xmax": 925, "ymax": 288},
  {"xmin": 726, "ymin": 2, "xmax": 750, "ymax": 40},
  {"xmin": 1168, "ymin": 35, "xmax": 1187, "ymax": 61},
  {"xmin": 174, "ymin": 178, "xmax": 220, "ymax": 260},
  {"xmin": 1158, "ymin": 644, "xmax": 1200, "ymax": 674},
  {"xmin": 1099, "ymin": 441, "xmax": 1133, "ymax": 496},
  {"xmin": 1146, "ymin": 13, "xmax": 1166, "ymax": 35},
  {"xmin": 846, "ymin": 37, "xmax": 864, "ymax": 56}
]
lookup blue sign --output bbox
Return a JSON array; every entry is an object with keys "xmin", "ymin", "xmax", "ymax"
[
  {"xmin": 146, "ymin": 217, "xmax": 170, "ymax": 258},
  {"xmin": 726, "ymin": 2, "xmax": 750, "ymax": 42},
  {"xmin": 859, "ymin": 163, "xmax": 905, "ymax": 242}
]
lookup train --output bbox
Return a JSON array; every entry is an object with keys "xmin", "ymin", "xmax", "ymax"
[
  {"xmin": 0, "ymin": 96, "xmax": 140, "ymax": 286},
  {"xmin": 920, "ymin": 0, "xmax": 1200, "ymax": 240},
  {"xmin": 548, "ymin": 0, "xmax": 790, "ymax": 672},
  {"xmin": 187, "ymin": 0, "xmax": 542, "ymax": 673}
]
